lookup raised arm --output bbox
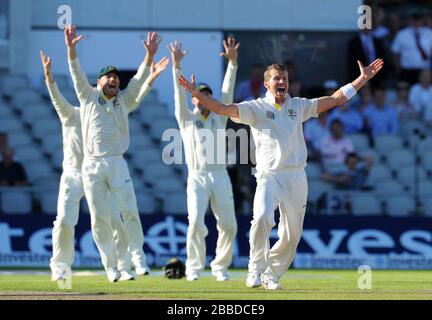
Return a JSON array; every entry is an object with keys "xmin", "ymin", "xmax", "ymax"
[
  {"xmin": 169, "ymin": 41, "xmax": 193, "ymax": 123},
  {"xmin": 220, "ymin": 36, "xmax": 239, "ymax": 105},
  {"xmin": 316, "ymin": 58, "xmax": 384, "ymax": 113},
  {"xmin": 40, "ymin": 50, "xmax": 75, "ymax": 123},
  {"xmin": 124, "ymin": 32, "xmax": 161, "ymax": 111},
  {"xmin": 178, "ymin": 74, "xmax": 239, "ymax": 119},
  {"xmin": 65, "ymin": 25, "xmax": 93, "ymax": 104}
]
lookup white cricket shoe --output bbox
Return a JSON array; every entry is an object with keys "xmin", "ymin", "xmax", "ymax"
[
  {"xmin": 245, "ymin": 272, "xmax": 261, "ymax": 288},
  {"xmin": 212, "ymin": 270, "xmax": 230, "ymax": 281},
  {"xmin": 106, "ymin": 268, "xmax": 121, "ymax": 283},
  {"xmin": 119, "ymin": 270, "xmax": 136, "ymax": 281},
  {"xmin": 186, "ymin": 271, "xmax": 200, "ymax": 281},
  {"xmin": 135, "ymin": 265, "xmax": 150, "ymax": 276},
  {"xmin": 51, "ymin": 265, "xmax": 71, "ymax": 282},
  {"xmin": 260, "ymin": 274, "xmax": 283, "ymax": 290}
]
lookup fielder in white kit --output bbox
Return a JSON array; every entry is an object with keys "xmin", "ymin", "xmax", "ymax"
[
  {"xmin": 40, "ymin": 51, "xmax": 136, "ymax": 282},
  {"xmin": 169, "ymin": 38, "xmax": 239, "ymax": 281},
  {"xmin": 178, "ymin": 58, "xmax": 384, "ymax": 289},
  {"xmin": 65, "ymin": 25, "xmax": 169, "ymax": 279}
]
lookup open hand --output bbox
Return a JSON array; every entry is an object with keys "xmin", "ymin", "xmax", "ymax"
[
  {"xmin": 358, "ymin": 58, "xmax": 384, "ymax": 81},
  {"xmin": 220, "ymin": 36, "xmax": 240, "ymax": 63},
  {"xmin": 142, "ymin": 32, "xmax": 161, "ymax": 56},
  {"xmin": 64, "ymin": 25, "xmax": 84, "ymax": 48},
  {"xmin": 168, "ymin": 41, "xmax": 188, "ymax": 68},
  {"xmin": 151, "ymin": 56, "xmax": 170, "ymax": 77},
  {"xmin": 178, "ymin": 74, "xmax": 197, "ymax": 94},
  {"xmin": 40, "ymin": 50, "xmax": 53, "ymax": 82}
]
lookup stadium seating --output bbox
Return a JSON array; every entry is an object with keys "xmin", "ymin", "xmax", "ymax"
[
  {"xmin": 384, "ymin": 195, "xmax": 416, "ymax": 217},
  {"xmin": 162, "ymin": 191, "xmax": 188, "ymax": 215},
  {"xmin": 0, "ymin": 188, "xmax": 33, "ymax": 214},
  {"xmin": 349, "ymin": 193, "xmax": 382, "ymax": 216},
  {"xmin": 374, "ymin": 135, "xmax": 404, "ymax": 155}
]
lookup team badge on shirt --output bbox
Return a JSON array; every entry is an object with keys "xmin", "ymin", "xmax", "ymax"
[
  {"xmin": 195, "ymin": 120, "xmax": 204, "ymax": 128},
  {"xmin": 287, "ymin": 109, "xmax": 297, "ymax": 119},
  {"xmin": 266, "ymin": 111, "xmax": 275, "ymax": 120}
]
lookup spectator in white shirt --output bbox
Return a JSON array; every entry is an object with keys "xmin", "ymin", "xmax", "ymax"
[
  {"xmin": 304, "ymin": 111, "xmax": 330, "ymax": 161},
  {"xmin": 408, "ymin": 69, "xmax": 432, "ymax": 128},
  {"xmin": 391, "ymin": 12, "xmax": 432, "ymax": 85}
]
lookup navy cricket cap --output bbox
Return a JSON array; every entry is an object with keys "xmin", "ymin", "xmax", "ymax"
[
  {"xmin": 197, "ymin": 82, "xmax": 213, "ymax": 95},
  {"xmin": 98, "ymin": 66, "xmax": 120, "ymax": 79}
]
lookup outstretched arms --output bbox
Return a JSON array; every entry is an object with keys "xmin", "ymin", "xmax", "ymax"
[
  {"xmin": 178, "ymin": 74, "xmax": 239, "ymax": 119},
  {"xmin": 40, "ymin": 50, "xmax": 76, "ymax": 122},
  {"xmin": 317, "ymin": 58, "xmax": 384, "ymax": 113}
]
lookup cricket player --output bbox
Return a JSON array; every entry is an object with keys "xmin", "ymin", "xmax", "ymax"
[
  {"xmin": 178, "ymin": 58, "xmax": 384, "ymax": 289},
  {"xmin": 169, "ymin": 38, "xmax": 239, "ymax": 281},
  {"xmin": 40, "ymin": 51, "xmax": 136, "ymax": 282},
  {"xmin": 65, "ymin": 25, "xmax": 169, "ymax": 279}
]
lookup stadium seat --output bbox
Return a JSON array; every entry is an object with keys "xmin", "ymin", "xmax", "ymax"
[
  {"xmin": 420, "ymin": 150, "xmax": 432, "ymax": 173},
  {"xmin": 400, "ymin": 120, "xmax": 427, "ymax": 139},
  {"xmin": 21, "ymin": 105, "xmax": 54, "ymax": 124},
  {"xmin": 0, "ymin": 117, "xmax": 25, "ymax": 133},
  {"xmin": 40, "ymin": 191, "xmax": 58, "ymax": 215},
  {"xmin": 349, "ymin": 193, "xmax": 382, "ymax": 216},
  {"xmin": 8, "ymin": 131, "xmax": 33, "ymax": 148},
  {"xmin": 374, "ymin": 135, "xmax": 404, "ymax": 154},
  {"xmin": 365, "ymin": 164, "xmax": 393, "ymax": 186},
  {"xmin": 162, "ymin": 192, "xmax": 188, "ymax": 215},
  {"xmin": 422, "ymin": 199, "xmax": 432, "ymax": 217},
  {"xmin": 0, "ymin": 101, "xmax": 14, "ymax": 117},
  {"xmin": 11, "ymin": 88, "xmax": 43, "ymax": 109},
  {"xmin": 139, "ymin": 103, "xmax": 171, "ymax": 124},
  {"xmin": 308, "ymin": 180, "xmax": 332, "ymax": 203},
  {"xmin": 24, "ymin": 161, "xmax": 55, "ymax": 182},
  {"xmin": 129, "ymin": 117, "xmax": 144, "ymax": 134},
  {"xmin": 132, "ymin": 148, "xmax": 163, "ymax": 169},
  {"xmin": 348, "ymin": 133, "xmax": 370, "ymax": 152},
  {"xmin": 129, "ymin": 134, "xmax": 154, "ymax": 151},
  {"xmin": 32, "ymin": 118, "xmax": 62, "ymax": 139},
  {"xmin": 135, "ymin": 191, "xmax": 157, "ymax": 214},
  {"xmin": 384, "ymin": 195, "xmax": 416, "ymax": 217},
  {"xmin": 149, "ymin": 119, "xmax": 178, "ymax": 140},
  {"xmin": 373, "ymin": 180, "xmax": 405, "ymax": 200},
  {"xmin": 153, "ymin": 176, "xmax": 185, "ymax": 193},
  {"xmin": 1, "ymin": 74, "xmax": 28, "ymax": 97},
  {"xmin": 14, "ymin": 146, "xmax": 44, "ymax": 162},
  {"xmin": 385, "ymin": 149, "xmax": 415, "ymax": 171},
  {"xmin": 305, "ymin": 162, "xmax": 322, "ymax": 180},
  {"xmin": 142, "ymin": 162, "xmax": 174, "ymax": 183},
  {"xmin": 411, "ymin": 181, "xmax": 432, "ymax": 198},
  {"xmin": 41, "ymin": 134, "xmax": 63, "ymax": 155},
  {"xmin": 0, "ymin": 188, "xmax": 33, "ymax": 214},
  {"xmin": 395, "ymin": 165, "xmax": 427, "ymax": 187}
]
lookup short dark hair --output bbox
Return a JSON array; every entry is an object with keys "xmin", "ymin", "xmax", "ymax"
[
  {"xmin": 264, "ymin": 64, "xmax": 288, "ymax": 82},
  {"xmin": 330, "ymin": 119, "xmax": 343, "ymax": 128},
  {"xmin": 345, "ymin": 152, "xmax": 358, "ymax": 164}
]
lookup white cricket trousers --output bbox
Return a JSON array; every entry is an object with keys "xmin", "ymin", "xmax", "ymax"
[
  {"xmin": 248, "ymin": 169, "xmax": 308, "ymax": 280},
  {"xmin": 82, "ymin": 156, "xmax": 147, "ymax": 271},
  {"xmin": 50, "ymin": 169, "xmax": 130, "ymax": 272},
  {"xmin": 186, "ymin": 170, "xmax": 237, "ymax": 275}
]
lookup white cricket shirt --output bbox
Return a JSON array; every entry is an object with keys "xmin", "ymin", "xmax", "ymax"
[
  {"xmin": 233, "ymin": 91, "xmax": 318, "ymax": 177},
  {"xmin": 46, "ymin": 81, "xmax": 83, "ymax": 171},
  {"xmin": 173, "ymin": 61, "xmax": 237, "ymax": 172},
  {"xmin": 69, "ymin": 58, "xmax": 151, "ymax": 158}
]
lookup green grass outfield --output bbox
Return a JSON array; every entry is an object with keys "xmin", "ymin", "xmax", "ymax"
[{"xmin": 0, "ymin": 269, "xmax": 431, "ymax": 300}]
